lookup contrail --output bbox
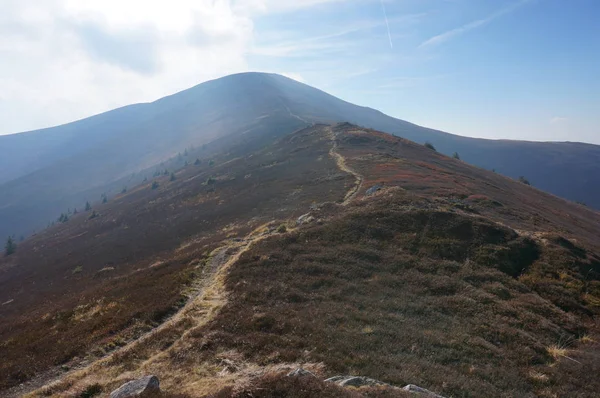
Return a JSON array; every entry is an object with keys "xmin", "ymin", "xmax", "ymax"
[{"xmin": 380, "ymin": 0, "xmax": 393, "ymax": 49}]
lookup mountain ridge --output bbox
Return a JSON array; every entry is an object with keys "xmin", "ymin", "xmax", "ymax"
[
  {"xmin": 1, "ymin": 72, "xmax": 599, "ymax": 240},
  {"xmin": 2, "ymin": 123, "xmax": 599, "ymax": 397}
]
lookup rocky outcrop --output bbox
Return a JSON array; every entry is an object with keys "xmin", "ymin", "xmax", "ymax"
[
  {"xmin": 323, "ymin": 375, "xmax": 446, "ymax": 397},
  {"xmin": 402, "ymin": 384, "xmax": 446, "ymax": 397},
  {"xmin": 296, "ymin": 213, "xmax": 315, "ymax": 225},
  {"xmin": 109, "ymin": 375, "xmax": 160, "ymax": 398},
  {"xmin": 365, "ymin": 185, "xmax": 382, "ymax": 196},
  {"xmin": 287, "ymin": 368, "xmax": 316, "ymax": 377},
  {"xmin": 325, "ymin": 375, "xmax": 390, "ymax": 388}
]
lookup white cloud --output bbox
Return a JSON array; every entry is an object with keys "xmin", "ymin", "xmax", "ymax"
[
  {"xmin": 1, "ymin": 0, "xmax": 370, "ymax": 134},
  {"xmin": 0, "ymin": 0, "xmax": 255, "ymax": 134},
  {"xmin": 550, "ymin": 117, "xmax": 568, "ymax": 124}
]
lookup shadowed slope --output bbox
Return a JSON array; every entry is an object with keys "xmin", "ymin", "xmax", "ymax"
[{"xmin": 0, "ymin": 126, "xmax": 353, "ymax": 394}]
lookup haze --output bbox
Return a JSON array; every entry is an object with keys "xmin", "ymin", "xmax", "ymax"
[{"xmin": 1, "ymin": 0, "xmax": 598, "ymax": 143}]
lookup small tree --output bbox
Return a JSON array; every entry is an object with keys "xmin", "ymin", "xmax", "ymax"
[
  {"xmin": 453, "ymin": 152, "xmax": 460, "ymax": 160},
  {"xmin": 194, "ymin": 158, "xmax": 201, "ymax": 166},
  {"xmin": 152, "ymin": 181, "xmax": 160, "ymax": 190},
  {"xmin": 424, "ymin": 142, "xmax": 437, "ymax": 151},
  {"xmin": 85, "ymin": 201, "xmax": 92, "ymax": 211},
  {"xmin": 163, "ymin": 169, "xmax": 169, "ymax": 176},
  {"xmin": 518, "ymin": 176, "xmax": 531, "ymax": 186},
  {"xmin": 121, "ymin": 187, "xmax": 127, "ymax": 194},
  {"xmin": 73, "ymin": 208, "xmax": 78, "ymax": 214},
  {"xmin": 209, "ymin": 160, "xmax": 214, "ymax": 167},
  {"xmin": 101, "ymin": 194, "xmax": 108, "ymax": 204},
  {"xmin": 5, "ymin": 236, "xmax": 16, "ymax": 256},
  {"xmin": 170, "ymin": 173, "xmax": 176, "ymax": 182}
]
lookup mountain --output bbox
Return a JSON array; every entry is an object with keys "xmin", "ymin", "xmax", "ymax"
[
  {"xmin": 1, "ymin": 124, "xmax": 599, "ymax": 398},
  {"xmin": 1, "ymin": 72, "xmax": 599, "ymax": 240}
]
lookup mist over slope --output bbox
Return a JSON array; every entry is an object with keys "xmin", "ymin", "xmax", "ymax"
[{"xmin": 1, "ymin": 72, "xmax": 599, "ymax": 238}]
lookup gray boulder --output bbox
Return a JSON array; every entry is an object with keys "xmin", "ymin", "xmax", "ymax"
[
  {"xmin": 325, "ymin": 375, "xmax": 389, "ymax": 388},
  {"xmin": 402, "ymin": 384, "xmax": 446, "ymax": 397},
  {"xmin": 286, "ymin": 368, "xmax": 316, "ymax": 377},
  {"xmin": 109, "ymin": 375, "xmax": 160, "ymax": 398},
  {"xmin": 365, "ymin": 185, "xmax": 382, "ymax": 196},
  {"xmin": 296, "ymin": 213, "xmax": 315, "ymax": 225}
]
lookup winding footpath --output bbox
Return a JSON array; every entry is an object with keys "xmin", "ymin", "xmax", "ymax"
[{"xmin": 326, "ymin": 126, "xmax": 364, "ymax": 206}]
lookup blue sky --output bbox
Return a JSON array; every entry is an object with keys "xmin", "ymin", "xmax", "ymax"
[{"xmin": 1, "ymin": 0, "xmax": 598, "ymax": 143}]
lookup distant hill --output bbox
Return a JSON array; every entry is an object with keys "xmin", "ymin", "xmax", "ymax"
[{"xmin": 1, "ymin": 72, "xmax": 599, "ymax": 238}]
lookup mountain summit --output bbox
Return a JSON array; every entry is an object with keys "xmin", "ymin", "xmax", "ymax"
[{"xmin": 1, "ymin": 72, "xmax": 599, "ymax": 239}]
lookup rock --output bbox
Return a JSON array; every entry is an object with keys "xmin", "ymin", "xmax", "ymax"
[
  {"xmin": 109, "ymin": 375, "xmax": 160, "ymax": 398},
  {"xmin": 365, "ymin": 185, "xmax": 382, "ymax": 196},
  {"xmin": 402, "ymin": 384, "xmax": 446, "ymax": 397},
  {"xmin": 296, "ymin": 213, "xmax": 315, "ymax": 225},
  {"xmin": 287, "ymin": 368, "xmax": 316, "ymax": 377},
  {"xmin": 325, "ymin": 375, "xmax": 389, "ymax": 388}
]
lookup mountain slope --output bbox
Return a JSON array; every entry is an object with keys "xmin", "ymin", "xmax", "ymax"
[
  {"xmin": 2, "ymin": 124, "xmax": 600, "ymax": 398},
  {"xmin": 1, "ymin": 72, "xmax": 600, "ymax": 241}
]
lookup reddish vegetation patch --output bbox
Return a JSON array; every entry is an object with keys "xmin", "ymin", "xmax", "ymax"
[
  {"xmin": 197, "ymin": 193, "xmax": 599, "ymax": 397},
  {"xmin": 467, "ymin": 194, "xmax": 491, "ymax": 202}
]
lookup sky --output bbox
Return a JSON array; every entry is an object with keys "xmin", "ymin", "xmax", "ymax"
[{"xmin": 1, "ymin": 0, "xmax": 598, "ymax": 144}]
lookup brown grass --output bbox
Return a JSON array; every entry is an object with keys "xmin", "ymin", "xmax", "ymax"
[
  {"xmin": 0, "ymin": 126, "xmax": 352, "ymax": 393},
  {"xmin": 5, "ymin": 123, "xmax": 600, "ymax": 398},
  {"xmin": 209, "ymin": 372, "xmax": 411, "ymax": 398}
]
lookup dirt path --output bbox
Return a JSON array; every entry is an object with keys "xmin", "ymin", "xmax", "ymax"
[
  {"xmin": 22, "ymin": 224, "xmax": 280, "ymax": 398},
  {"xmin": 326, "ymin": 126, "xmax": 363, "ymax": 205}
]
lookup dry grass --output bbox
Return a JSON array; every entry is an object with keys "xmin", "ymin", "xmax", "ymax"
[
  {"xmin": 547, "ymin": 344, "xmax": 569, "ymax": 361},
  {"xmin": 528, "ymin": 370, "xmax": 550, "ymax": 384},
  {"xmin": 208, "ymin": 372, "xmax": 411, "ymax": 398},
  {"xmin": 578, "ymin": 334, "xmax": 595, "ymax": 344}
]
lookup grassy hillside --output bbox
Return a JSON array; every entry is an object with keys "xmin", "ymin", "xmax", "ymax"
[
  {"xmin": 0, "ymin": 126, "xmax": 352, "ymax": 393},
  {"xmin": 11, "ymin": 124, "xmax": 600, "ymax": 398}
]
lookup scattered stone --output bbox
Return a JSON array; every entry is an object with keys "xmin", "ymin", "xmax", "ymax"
[
  {"xmin": 287, "ymin": 368, "xmax": 316, "ymax": 377},
  {"xmin": 109, "ymin": 375, "xmax": 160, "ymax": 398},
  {"xmin": 402, "ymin": 384, "xmax": 446, "ymax": 397},
  {"xmin": 365, "ymin": 185, "xmax": 382, "ymax": 196},
  {"xmin": 325, "ymin": 375, "xmax": 390, "ymax": 388},
  {"xmin": 296, "ymin": 213, "xmax": 315, "ymax": 225}
]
